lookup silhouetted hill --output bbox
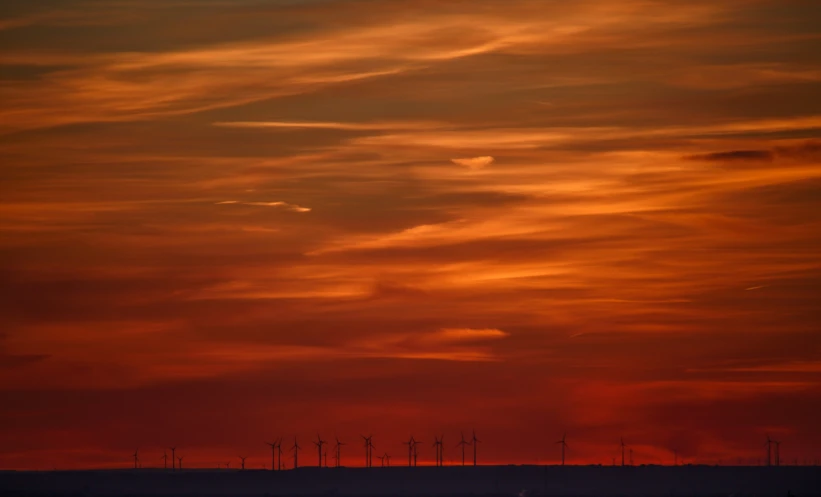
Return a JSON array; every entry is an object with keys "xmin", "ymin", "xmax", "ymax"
[{"xmin": 1, "ymin": 465, "xmax": 819, "ymax": 496}]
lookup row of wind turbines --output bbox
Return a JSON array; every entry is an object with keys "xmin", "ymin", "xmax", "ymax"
[
  {"xmin": 129, "ymin": 434, "xmax": 788, "ymax": 470},
  {"xmin": 261, "ymin": 431, "xmax": 482, "ymax": 471}
]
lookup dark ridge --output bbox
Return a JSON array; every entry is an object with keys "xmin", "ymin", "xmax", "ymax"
[{"xmin": 1, "ymin": 465, "xmax": 820, "ymax": 497}]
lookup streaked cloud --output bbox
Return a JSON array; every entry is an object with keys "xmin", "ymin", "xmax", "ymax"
[
  {"xmin": 686, "ymin": 150, "xmax": 774, "ymax": 162},
  {"xmin": 215, "ymin": 200, "xmax": 311, "ymax": 212},
  {"xmin": 451, "ymin": 156, "xmax": 495, "ymax": 170}
]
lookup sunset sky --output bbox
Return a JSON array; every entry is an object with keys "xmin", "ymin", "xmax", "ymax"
[{"xmin": 1, "ymin": 0, "xmax": 820, "ymax": 470}]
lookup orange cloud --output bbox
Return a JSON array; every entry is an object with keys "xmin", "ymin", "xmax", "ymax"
[{"xmin": 451, "ymin": 156, "xmax": 495, "ymax": 169}]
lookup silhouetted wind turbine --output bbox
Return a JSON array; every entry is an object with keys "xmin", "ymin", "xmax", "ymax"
[
  {"xmin": 620, "ymin": 438, "xmax": 627, "ymax": 467},
  {"xmin": 377, "ymin": 454, "xmax": 386, "ymax": 467},
  {"xmin": 161, "ymin": 451, "xmax": 168, "ymax": 470},
  {"xmin": 133, "ymin": 449, "xmax": 139, "ymax": 469},
  {"xmin": 404, "ymin": 436, "xmax": 416, "ymax": 467},
  {"xmin": 177, "ymin": 456, "xmax": 183, "ymax": 470},
  {"xmin": 276, "ymin": 439, "xmax": 284, "ymax": 470},
  {"xmin": 440, "ymin": 435, "xmax": 445, "ymax": 466},
  {"xmin": 457, "ymin": 432, "xmax": 471, "ymax": 466},
  {"xmin": 239, "ymin": 456, "xmax": 247, "ymax": 470},
  {"xmin": 412, "ymin": 437, "xmax": 422, "ymax": 467},
  {"xmin": 767, "ymin": 435, "xmax": 772, "ymax": 466},
  {"xmin": 471, "ymin": 430, "xmax": 480, "ymax": 466},
  {"xmin": 334, "ymin": 437, "xmax": 346, "ymax": 468},
  {"xmin": 433, "ymin": 435, "xmax": 444, "ymax": 467},
  {"xmin": 169, "ymin": 447, "xmax": 177, "ymax": 471},
  {"xmin": 556, "ymin": 433, "xmax": 569, "ymax": 466},
  {"xmin": 292, "ymin": 437, "xmax": 301, "ymax": 469},
  {"xmin": 361, "ymin": 435, "xmax": 374, "ymax": 467},
  {"xmin": 314, "ymin": 434, "xmax": 327, "ymax": 468},
  {"xmin": 385, "ymin": 453, "xmax": 391, "ymax": 467},
  {"xmin": 266, "ymin": 440, "xmax": 277, "ymax": 471}
]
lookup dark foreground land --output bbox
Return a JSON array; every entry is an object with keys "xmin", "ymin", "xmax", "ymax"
[{"xmin": 1, "ymin": 465, "xmax": 819, "ymax": 497}]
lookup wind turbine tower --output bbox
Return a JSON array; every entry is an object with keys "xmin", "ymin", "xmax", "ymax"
[
  {"xmin": 314, "ymin": 434, "xmax": 327, "ymax": 468},
  {"xmin": 133, "ymin": 449, "xmax": 139, "ymax": 470},
  {"xmin": 361, "ymin": 435, "xmax": 374, "ymax": 468},
  {"xmin": 556, "ymin": 433, "xmax": 569, "ymax": 466},
  {"xmin": 433, "ymin": 435, "xmax": 444, "ymax": 467},
  {"xmin": 405, "ymin": 436, "xmax": 416, "ymax": 467},
  {"xmin": 334, "ymin": 437, "xmax": 346, "ymax": 468},
  {"xmin": 471, "ymin": 430, "xmax": 481, "ymax": 466},
  {"xmin": 292, "ymin": 437, "xmax": 301, "ymax": 469},
  {"xmin": 266, "ymin": 440, "xmax": 278, "ymax": 471},
  {"xmin": 413, "ymin": 438, "xmax": 422, "ymax": 467},
  {"xmin": 766, "ymin": 435, "xmax": 773, "ymax": 466},
  {"xmin": 170, "ymin": 447, "xmax": 177, "ymax": 471},
  {"xmin": 457, "ymin": 432, "xmax": 471, "ymax": 466}
]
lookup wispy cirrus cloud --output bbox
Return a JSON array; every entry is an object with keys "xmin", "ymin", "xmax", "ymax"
[{"xmin": 215, "ymin": 200, "xmax": 311, "ymax": 212}]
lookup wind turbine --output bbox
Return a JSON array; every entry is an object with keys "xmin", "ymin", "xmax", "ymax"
[
  {"xmin": 457, "ymin": 432, "xmax": 471, "ymax": 466},
  {"xmin": 292, "ymin": 437, "xmax": 301, "ymax": 469},
  {"xmin": 385, "ymin": 453, "xmax": 391, "ymax": 467},
  {"xmin": 177, "ymin": 456, "xmax": 183, "ymax": 470},
  {"xmin": 266, "ymin": 440, "xmax": 278, "ymax": 471},
  {"xmin": 620, "ymin": 438, "xmax": 627, "ymax": 467},
  {"xmin": 433, "ymin": 435, "xmax": 444, "ymax": 467},
  {"xmin": 334, "ymin": 437, "xmax": 346, "ymax": 468},
  {"xmin": 556, "ymin": 433, "xmax": 569, "ymax": 466},
  {"xmin": 404, "ymin": 436, "xmax": 416, "ymax": 467},
  {"xmin": 239, "ymin": 456, "xmax": 247, "ymax": 470},
  {"xmin": 361, "ymin": 435, "xmax": 374, "ymax": 467},
  {"xmin": 377, "ymin": 454, "xmax": 386, "ymax": 467},
  {"xmin": 132, "ymin": 449, "xmax": 139, "ymax": 469},
  {"xmin": 412, "ymin": 437, "xmax": 422, "ymax": 467},
  {"xmin": 471, "ymin": 430, "xmax": 481, "ymax": 466},
  {"xmin": 161, "ymin": 451, "xmax": 168, "ymax": 470},
  {"xmin": 169, "ymin": 447, "xmax": 177, "ymax": 471},
  {"xmin": 276, "ymin": 439, "xmax": 284, "ymax": 470},
  {"xmin": 314, "ymin": 434, "xmax": 327, "ymax": 468}
]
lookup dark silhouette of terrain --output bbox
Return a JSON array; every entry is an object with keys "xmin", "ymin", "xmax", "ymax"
[{"xmin": 1, "ymin": 465, "xmax": 819, "ymax": 496}]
